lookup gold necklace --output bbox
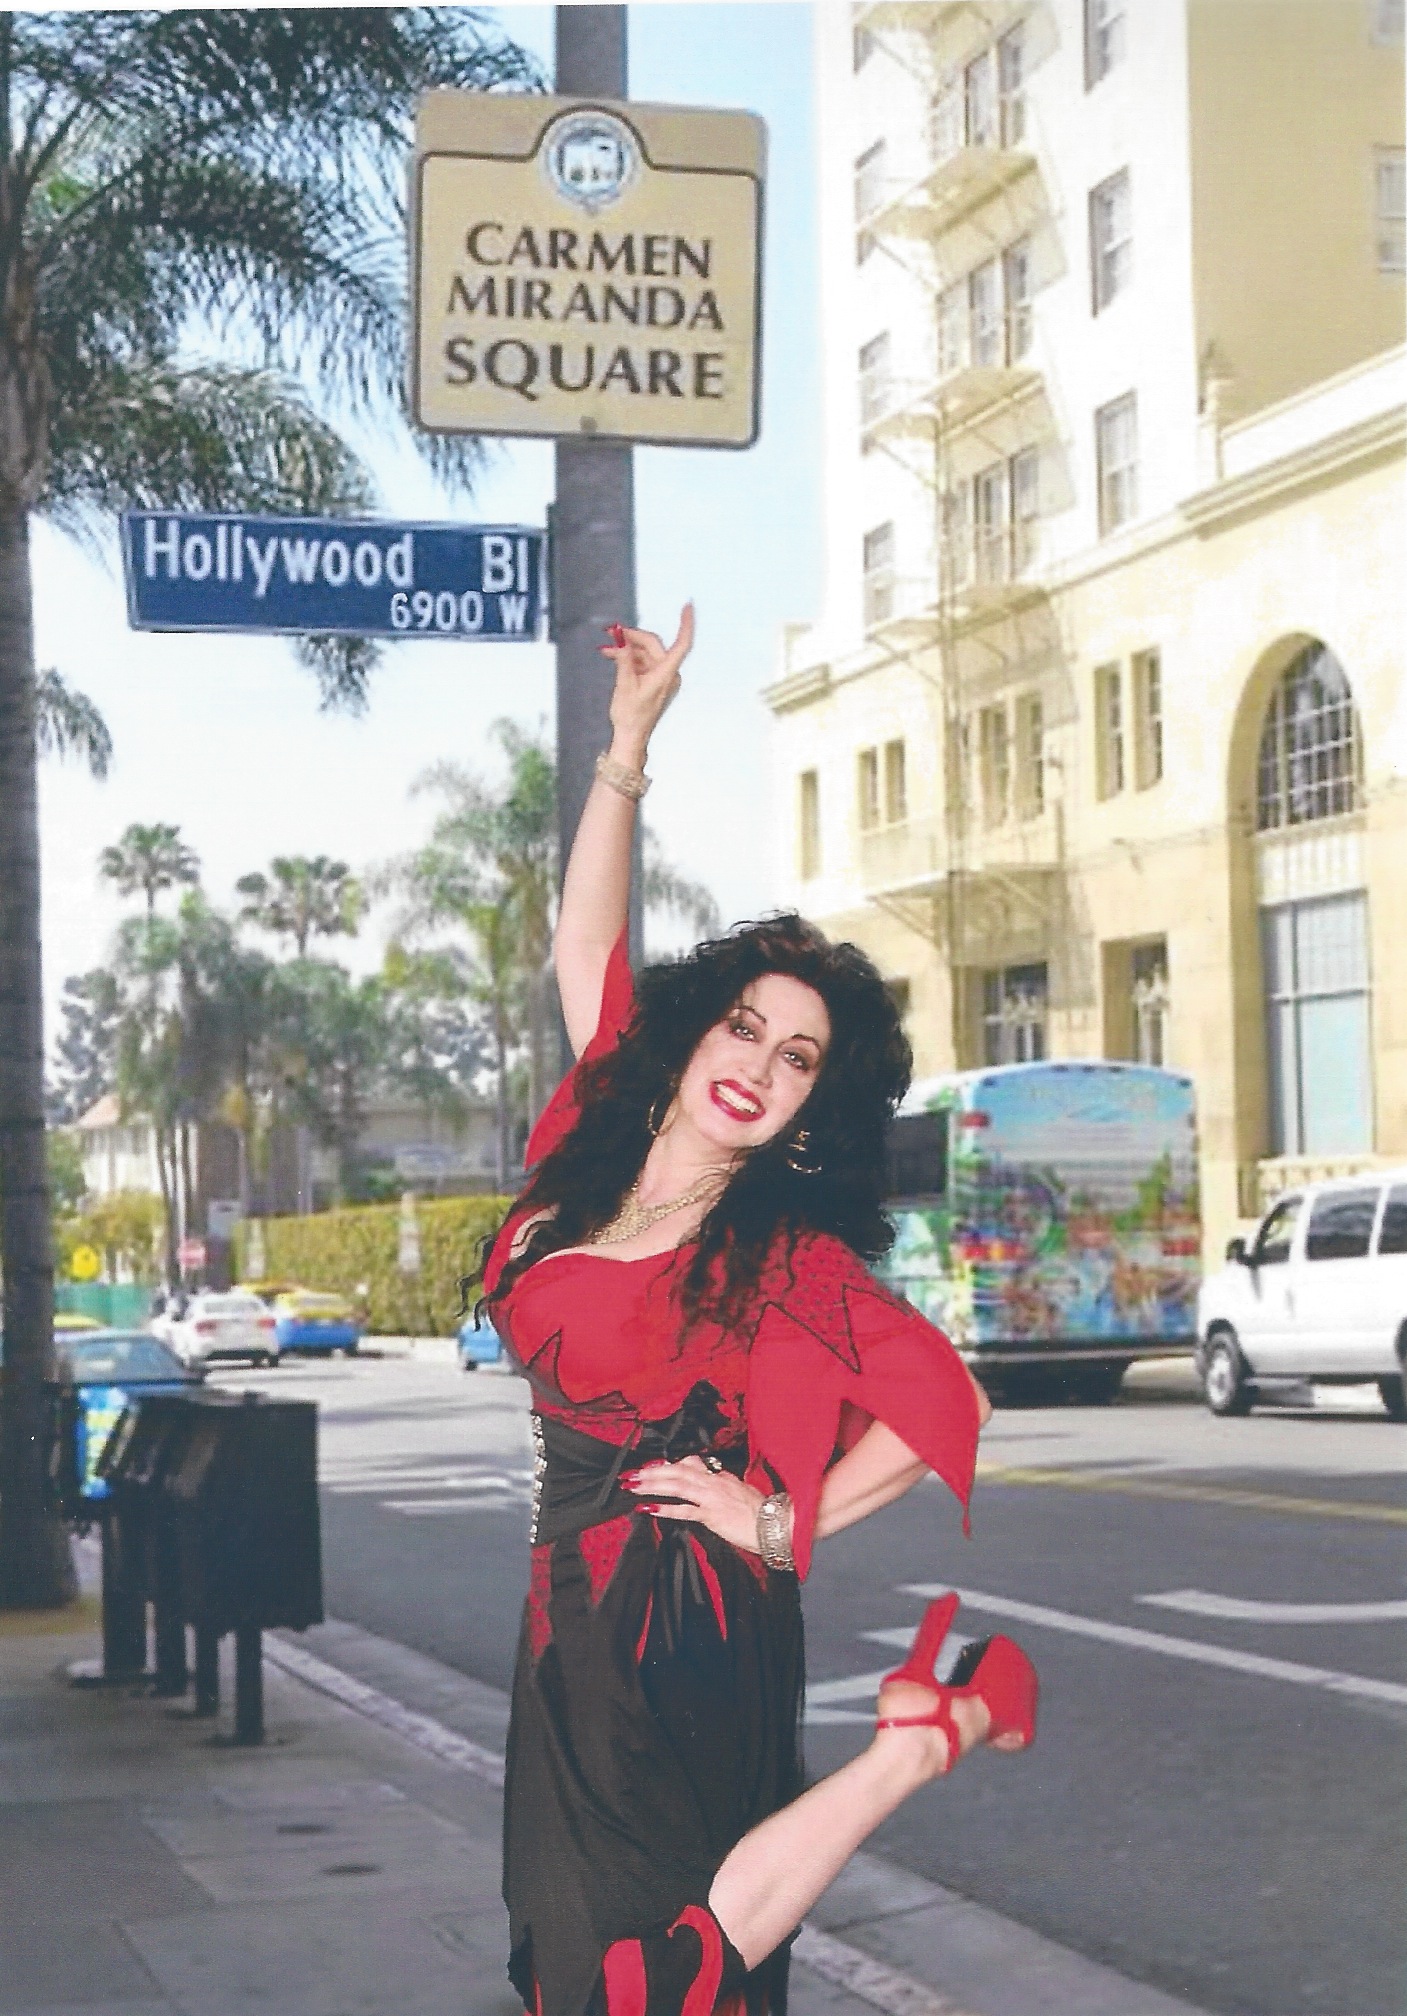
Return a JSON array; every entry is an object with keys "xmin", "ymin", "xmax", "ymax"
[{"xmin": 592, "ymin": 1169, "xmax": 728, "ymax": 1246}]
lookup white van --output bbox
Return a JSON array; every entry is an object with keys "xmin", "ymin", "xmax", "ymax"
[{"xmin": 1196, "ymin": 1170, "xmax": 1407, "ymax": 1417}]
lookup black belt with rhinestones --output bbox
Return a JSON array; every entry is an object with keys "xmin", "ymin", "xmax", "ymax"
[{"xmin": 529, "ymin": 1379, "xmax": 746, "ymax": 1545}]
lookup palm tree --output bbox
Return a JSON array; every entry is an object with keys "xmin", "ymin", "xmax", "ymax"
[
  {"xmin": 236, "ymin": 855, "xmax": 362, "ymax": 959},
  {"xmin": 99, "ymin": 823, "xmax": 201, "ymax": 923},
  {"xmin": 0, "ymin": 9, "xmax": 540, "ymax": 1607}
]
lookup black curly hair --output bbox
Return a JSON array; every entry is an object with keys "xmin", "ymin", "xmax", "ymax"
[{"xmin": 482, "ymin": 914, "xmax": 913, "ymax": 1332}]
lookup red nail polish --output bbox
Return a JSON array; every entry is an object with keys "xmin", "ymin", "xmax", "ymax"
[{"xmin": 608, "ymin": 622, "xmax": 626, "ymax": 647}]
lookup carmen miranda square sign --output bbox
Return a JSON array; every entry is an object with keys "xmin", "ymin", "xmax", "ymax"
[{"xmin": 411, "ymin": 93, "xmax": 765, "ymax": 449}]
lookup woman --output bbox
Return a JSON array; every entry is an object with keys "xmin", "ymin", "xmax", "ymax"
[{"xmin": 481, "ymin": 606, "xmax": 1037, "ymax": 2016}]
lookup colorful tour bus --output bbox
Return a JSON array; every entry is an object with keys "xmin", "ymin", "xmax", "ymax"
[{"xmin": 878, "ymin": 1061, "xmax": 1201, "ymax": 1402}]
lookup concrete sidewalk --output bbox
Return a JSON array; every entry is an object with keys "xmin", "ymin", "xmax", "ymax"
[{"xmin": 0, "ymin": 1599, "xmax": 1213, "ymax": 2016}]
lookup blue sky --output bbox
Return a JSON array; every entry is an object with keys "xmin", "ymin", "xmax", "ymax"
[{"xmin": 34, "ymin": 1, "xmax": 819, "ymax": 1039}]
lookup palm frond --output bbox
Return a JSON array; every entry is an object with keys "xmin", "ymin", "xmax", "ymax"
[
  {"xmin": 34, "ymin": 668, "xmax": 113, "ymax": 780},
  {"xmin": 43, "ymin": 358, "xmax": 375, "ymax": 530}
]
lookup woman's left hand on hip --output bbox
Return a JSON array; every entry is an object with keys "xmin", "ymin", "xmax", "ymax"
[{"xmin": 623, "ymin": 1456, "xmax": 763, "ymax": 1555}]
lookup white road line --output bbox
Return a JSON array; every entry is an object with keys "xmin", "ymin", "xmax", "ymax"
[
  {"xmin": 1139, "ymin": 1588, "xmax": 1407, "ymax": 1624},
  {"xmin": 264, "ymin": 1637, "xmax": 973, "ymax": 2016},
  {"xmin": 901, "ymin": 1585, "xmax": 1407, "ymax": 1708},
  {"xmin": 384, "ymin": 1497, "xmax": 522, "ymax": 1515}
]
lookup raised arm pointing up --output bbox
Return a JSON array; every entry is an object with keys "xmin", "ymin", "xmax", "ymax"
[{"xmin": 554, "ymin": 603, "xmax": 696, "ymax": 1056}]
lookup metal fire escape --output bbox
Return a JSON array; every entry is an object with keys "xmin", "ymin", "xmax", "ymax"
[{"xmin": 850, "ymin": 0, "xmax": 1064, "ymax": 1064}]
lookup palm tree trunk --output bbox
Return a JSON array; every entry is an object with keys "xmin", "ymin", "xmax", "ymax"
[
  {"xmin": 493, "ymin": 1003, "xmax": 509, "ymax": 1191},
  {"xmin": 155, "ymin": 1125, "xmax": 178, "ymax": 1286},
  {"xmin": 0, "ymin": 505, "xmax": 75, "ymax": 1608}
]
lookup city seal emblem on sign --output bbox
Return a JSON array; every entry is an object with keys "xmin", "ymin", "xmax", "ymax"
[{"xmin": 541, "ymin": 107, "xmax": 640, "ymax": 214}]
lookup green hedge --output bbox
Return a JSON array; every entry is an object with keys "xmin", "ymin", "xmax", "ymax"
[{"xmin": 234, "ymin": 1196, "xmax": 511, "ymax": 1336}]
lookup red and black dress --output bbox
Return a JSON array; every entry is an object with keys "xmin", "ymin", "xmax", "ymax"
[{"xmin": 484, "ymin": 937, "xmax": 982, "ymax": 2016}]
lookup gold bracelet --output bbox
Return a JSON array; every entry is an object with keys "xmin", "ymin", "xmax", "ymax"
[
  {"xmin": 756, "ymin": 1491, "xmax": 795, "ymax": 1573},
  {"xmin": 595, "ymin": 751, "xmax": 650, "ymax": 801}
]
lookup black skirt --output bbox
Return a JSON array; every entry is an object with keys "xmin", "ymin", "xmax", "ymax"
[{"xmin": 504, "ymin": 1404, "xmax": 805, "ymax": 2016}]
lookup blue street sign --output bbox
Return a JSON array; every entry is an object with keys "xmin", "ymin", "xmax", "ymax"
[{"xmin": 121, "ymin": 512, "xmax": 546, "ymax": 642}]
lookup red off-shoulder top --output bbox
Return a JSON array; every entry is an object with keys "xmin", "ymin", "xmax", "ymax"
[{"xmin": 484, "ymin": 933, "xmax": 980, "ymax": 1577}]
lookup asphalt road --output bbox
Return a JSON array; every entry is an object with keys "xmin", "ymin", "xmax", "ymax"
[{"xmin": 217, "ymin": 1347, "xmax": 1407, "ymax": 2016}]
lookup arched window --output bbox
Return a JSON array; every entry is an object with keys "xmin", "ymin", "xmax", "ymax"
[{"xmin": 1255, "ymin": 643, "xmax": 1361, "ymax": 831}]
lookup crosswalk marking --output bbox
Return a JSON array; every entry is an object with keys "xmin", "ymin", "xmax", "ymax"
[
  {"xmin": 901, "ymin": 1583, "xmax": 1407, "ymax": 1708},
  {"xmin": 1139, "ymin": 1588, "xmax": 1407, "ymax": 1624}
]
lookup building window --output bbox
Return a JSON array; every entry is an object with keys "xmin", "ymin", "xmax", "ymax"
[
  {"xmin": 857, "ymin": 747, "xmax": 881, "ymax": 832},
  {"xmin": 982, "ymin": 962, "xmax": 1048, "ymax": 1064},
  {"xmin": 979, "ymin": 705, "xmax": 1011, "ymax": 826},
  {"xmin": 1090, "ymin": 170, "xmax": 1132, "ymax": 312},
  {"xmin": 853, "ymin": 20, "xmax": 877, "ymax": 68},
  {"xmin": 1015, "ymin": 692, "xmax": 1045, "ymax": 816},
  {"xmin": 1132, "ymin": 647, "xmax": 1163, "ymax": 788},
  {"xmin": 863, "ymin": 521, "xmax": 896, "ymax": 630},
  {"xmin": 860, "ymin": 740, "xmax": 907, "ymax": 826},
  {"xmin": 969, "ymin": 258, "xmax": 1002, "ymax": 365},
  {"xmin": 974, "ymin": 463, "xmax": 1009, "ymax": 584},
  {"xmin": 798, "ymin": 770, "xmax": 821, "ymax": 880},
  {"xmin": 1375, "ymin": 147, "xmax": 1406, "ymax": 273},
  {"xmin": 1096, "ymin": 391, "xmax": 1138, "ymax": 533},
  {"xmin": 1255, "ymin": 642, "xmax": 1361, "ymax": 831},
  {"xmin": 1262, "ymin": 892, "xmax": 1372, "ymax": 1154},
  {"xmin": 1131, "ymin": 940, "xmax": 1169, "ymax": 1065},
  {"xmin": 1011, "ymin": 448, "xmax": 1040, "ymax": 571},
  {"xmin": 1085, "ymin": 0, "xmax": 1127, "ymax": 86},
  {"xmin": 1004, "ymin": 237, "xmax": 1034, "ymax": 358},
  {"xmin": 1095, "ymin": 663, "xmax": 1125, "ymax": 798},
  {"xmin": 1372, "ymin": 0, "xmax": 1404, "ymax": 45},
  {"xmin": 884, "ymin": 738, "xmax": 908, "ymax": 823},
  {"xmin": 859, "ymin": 331, "xmax": 891, "ymax": 427},
  {"xmin": 855, "ymin": 140, "xmax": 886, "ymax": 227},
  {"xmin": 997, "ymin": 26, "xmax": 1027, "ymax": 145}
]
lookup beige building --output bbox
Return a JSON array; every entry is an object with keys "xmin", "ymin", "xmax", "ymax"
[{"xmin": 768, "ymin": 0, "xmax": 1405, "ymax": 1258}]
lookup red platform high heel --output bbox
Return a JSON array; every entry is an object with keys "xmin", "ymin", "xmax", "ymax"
[{"xmin": 875, "ymin": 1592, "xmax": 1038, "ymax": 1774}]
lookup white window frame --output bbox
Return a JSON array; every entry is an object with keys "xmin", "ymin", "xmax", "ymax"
[
  {"xmin": 1085, "ymin": 0, "xmax": 1127, "ymax": 86},
  {"xmin": 979, "ymin": 704, "xmax": 1011, "ymax": 826},
  {"xmin": 1096, "ymin": 391, "xmax": 1138, "ymax": 533},
  {"xmin": 857, "ymin": 747, "xmax": 881, "ymax": 832},
  {"xmin": 1133, "ymin": 647, "xmax": 1163, "ymax": 789},
  {"xmin": 1015, "ymin": 692, "xmax": 1045, "ymax": 817},
  {"xmin": 858, "ymin": 330, "xmax": 892, "ymax": 427},
  {"xmin": 1090, "ymin": 169, "xmax": 1132, "ymax": 312},
  {"xmin": 798, "ymin": 770, "xmax": 821, "ymax": 880},
  {"xmin": 884, "ymin": 738, "xmax": 908, "ymax": 824},
  {"xmin": 863, "ymin": 521, "xmax": 896, "ymax": 630},
  {"xmin": 1096, "ymin": 662, "xmax": 1125, "ymax": 798},
  {"xmin": 854, "ymin": 140, "xmax": 887, "ymax": 227}
]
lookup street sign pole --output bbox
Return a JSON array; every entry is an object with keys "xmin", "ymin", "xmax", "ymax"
[{"xmin": 554, "ymin": 4, "xmax": 644, "ymax": 1067}]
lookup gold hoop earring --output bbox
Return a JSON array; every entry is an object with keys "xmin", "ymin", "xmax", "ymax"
[
  {"xmin": 785, "ymin": 1128, "xmax": 822, "ymax": 1176},
  {"xmin": 647, "ymin": 1093, "xmax": 671, "ymax": 1138}
]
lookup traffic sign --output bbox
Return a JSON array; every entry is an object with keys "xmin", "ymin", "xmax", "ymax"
[
  {"xmin": 177, "ymin": 1237, "xmax": 207, "ymax": 1274},
  {"xmin": 412, "ymin": 93, "xmax": 765, "ymax": 448},
  {"xmin": 121, "ymin": 513, "xmax": 547, "ymax": 642},
  {"xmin": 68, "ymin": 1243, "xmax": 101, "ymax": 1283},
  {"xmin": 207, "ymin": 1199, "xmax": 242, "ymax": 1242}
]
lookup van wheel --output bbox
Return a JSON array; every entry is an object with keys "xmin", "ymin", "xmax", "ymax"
[
  {"xmin": 1204, "ymin": 1330, "xmax": 1252, "ymax": 1416},
  {"xmin": 1378, "ymin": 1375, "xmax": 1407, "ymax": 1421}
]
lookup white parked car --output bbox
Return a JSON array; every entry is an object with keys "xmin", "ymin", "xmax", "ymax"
[
  {"xmin": 1197, "ymin": 1170, "xmax": 1407, "ymax": 1417},
  {"xmin": 155, "ymin": 1290, "xmax": 280, "ymax": 1369}
]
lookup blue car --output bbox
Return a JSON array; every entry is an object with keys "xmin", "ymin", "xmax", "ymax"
[
  {"xmin": 273, "ymin": 1290, "xmax": 363, "ymax": 1355},
  {"xmin": 457, "ymin": 1314, "xmax": 504, "ymax": 1371}
]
